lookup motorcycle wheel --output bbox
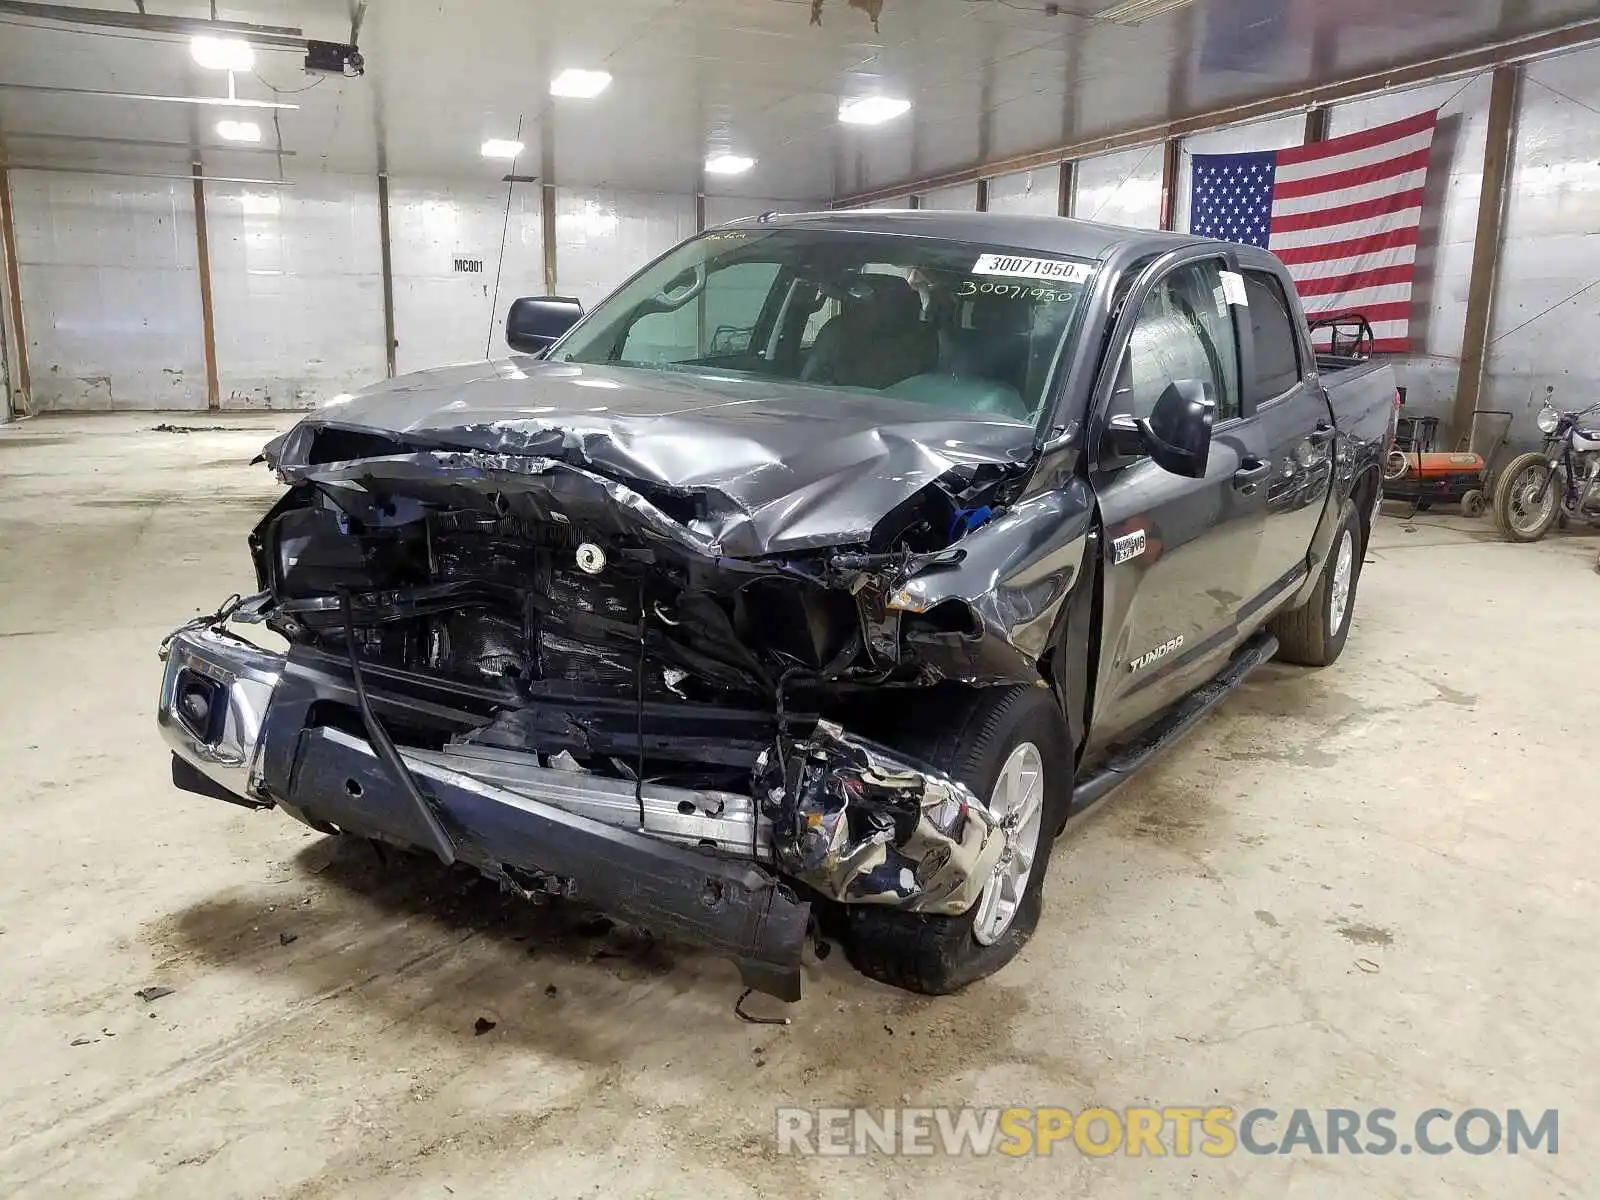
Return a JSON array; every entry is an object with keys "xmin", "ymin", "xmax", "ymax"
[{"xmin": 1493, "ymin": 452, "xmax": 1562, "ymax": 542}]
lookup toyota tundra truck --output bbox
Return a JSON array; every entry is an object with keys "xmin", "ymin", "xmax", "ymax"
[{"xmin": 157, "ymin": 211, "xmax": 1398, "ymax": 1001}]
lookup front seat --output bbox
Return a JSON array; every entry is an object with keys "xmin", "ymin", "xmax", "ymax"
[
  {"xmin": 802, "ymin": 275, "xmax": 938, "ymax": 389},
  {"xmin": 943, "ymin": 295, "xmax": 1031, "ymax": 397}
]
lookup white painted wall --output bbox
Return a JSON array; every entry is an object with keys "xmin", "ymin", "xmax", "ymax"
[
  {"xmin": 205, "ymin": 174, "xmax": 386, "ymax": 409},
  {"xmin": 1072, "ymin": 145, "xmax": 1163, "ymax": 228},
  {"xmin": 986, "ymin": 168, "xmax": 1059, "ymax": 217},
  {"xmin": 10, "ymin": 172, "xmax": 207, "ymax": 410},
  {"xmin": 919, "ymin": 182, "xmax": 979, "ymax": 210},
  {"xmin": 553, "ymin": 188, "xmax": 697, "ymax": 310},
  {"xmin": 387, "ymin": 178, "xmax": 544, "ymax": 376}
]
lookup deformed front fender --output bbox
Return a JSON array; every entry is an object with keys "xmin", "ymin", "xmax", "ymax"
[{"xmin": 891, "ymin": 476, "xmax": 1096, "ymax": 682}]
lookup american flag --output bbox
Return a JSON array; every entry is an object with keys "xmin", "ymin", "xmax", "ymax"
[{"xmin": 1188, "ymin": 111, "xmax": 1438, "ymax": 352}]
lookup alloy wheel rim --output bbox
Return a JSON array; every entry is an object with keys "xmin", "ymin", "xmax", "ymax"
[
  {"xmin": 972, "ymin": 741, "xmax": 1045, "ymax": 946},
  {"xmin": 1329, "ymin": 529, "xmax": 1355, "ymax": 633}
]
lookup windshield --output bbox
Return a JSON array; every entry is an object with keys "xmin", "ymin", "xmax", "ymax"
[{"xmin": 550, "ymin": 227, "xmax": 1097, "ymax": 424}]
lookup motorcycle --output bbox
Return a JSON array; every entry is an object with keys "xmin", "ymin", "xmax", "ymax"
[{"xmin": 1492, "ymin": 400, "xmax": 1600, "ymax": 542}]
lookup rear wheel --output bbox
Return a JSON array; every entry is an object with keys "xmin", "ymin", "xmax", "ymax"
[
  {"xmin": 1460, "ymin": 489, "xmax": 1486, "ymax": 518},
  {"xmin": 841, "ymin": 685, "xmax": 1071, "ymax": 995},
  {"xmin": 1493, "ymin": 452, "xmax": 1561, "ymax": 542},
  {"xmin": 1271, "ymin": 503, "xmax": 1361, "ymax": 668}
]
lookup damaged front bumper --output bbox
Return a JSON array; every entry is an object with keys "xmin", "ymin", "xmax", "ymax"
[{"xmin": 157, "ymin": 612, "xmax": 1010, "ymax": 999}]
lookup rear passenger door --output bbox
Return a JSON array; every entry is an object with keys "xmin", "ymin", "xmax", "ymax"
[{"xmin": 1236, "ymin": 268, "xmax": 1336, "ymax": 611}]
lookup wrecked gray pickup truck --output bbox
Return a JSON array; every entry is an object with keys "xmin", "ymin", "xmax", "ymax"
[{"xmin": 158, "ymin": 211, "xmax": 1397, "ymax": 1001}]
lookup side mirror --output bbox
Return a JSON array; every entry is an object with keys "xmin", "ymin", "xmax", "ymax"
[
  {"xmin": 506, "ymin": 296, "xmax": 584, "ymax": 354},
  {"xmin": 1141, "ymin": 379, "xmax": 1215, "ymax": 478},
  {"xmin": 1106, "ymin": 380, "xmax": 1215, "ymax": 478}
]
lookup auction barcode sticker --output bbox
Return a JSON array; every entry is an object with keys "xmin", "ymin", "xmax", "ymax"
[{"xmin": 972, "ymin": 253, "xmax": 1092, "ymax": 283}]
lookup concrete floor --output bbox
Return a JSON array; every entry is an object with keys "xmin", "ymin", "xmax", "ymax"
[{"xmin": 0, "ymin": 412, "xmax": 1594, "ymax": 1199}]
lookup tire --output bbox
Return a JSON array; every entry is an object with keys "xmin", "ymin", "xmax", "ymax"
[
  {"xmin": 1493, "ymin": 452, "xmax": 1561, "ymax": 542},
  {"xmin": 1271, "ymin": 503, "xmax": 1362, "ymax": 668},
  {"xmin": 841, "ymin": 685, "xmax": 1071, "ymax": 995},
  {"xmin": 1460, "ymin": 489, "xmax": 1485, "ymax": 518}
]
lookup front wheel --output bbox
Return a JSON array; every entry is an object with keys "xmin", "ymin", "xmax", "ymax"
[
  {"xmin": 841, "ymin": 685, "xmax": 1071, "ymax": 995},
  {"xmin": 1493, "ymin": 452, "xmax": 1562, "ymax": 542}
]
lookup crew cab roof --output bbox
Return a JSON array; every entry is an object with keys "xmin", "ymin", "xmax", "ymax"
[{"xmin": 719, "ymin": 209, "xmax": 1211, "ymax": 265}]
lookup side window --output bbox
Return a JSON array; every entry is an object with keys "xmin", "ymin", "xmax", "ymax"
[
  {"xmin": 1241, "ymin": 270, "xmax": 1301, "ymax": 403},
  {"xmin": 619, "ymin": 260, "xmax": 782, "ymax": 363},
  {"xmin": 701, "ymin": 261, "xmax": 782, "ymax": 355},
  {"xmin": 1114, "ymin": 259, "xmax": 1242, "ymax": 424}
]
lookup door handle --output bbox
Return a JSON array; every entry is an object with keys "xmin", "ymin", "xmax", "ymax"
[
  {"xmin": 1233, "ymin": 458, "xmax": 1270, "ymax": 491},
  {"xmin": 1308, "ymin": 422, "xmax": 1336, "ymax": 447}
]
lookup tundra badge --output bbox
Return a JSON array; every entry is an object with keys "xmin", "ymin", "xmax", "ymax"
[
  {"xmin": 1130, "ymin": 635, "xmax": 1184, "ymax": 672},
  {"xmin": 1111, "ymin": 529, "xmax": 1147, "ymax": 565}
]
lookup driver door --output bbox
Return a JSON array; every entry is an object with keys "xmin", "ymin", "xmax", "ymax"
[{"xmin": 1087, "ymin": 255, "xmax": 1272, "ymax": 749}]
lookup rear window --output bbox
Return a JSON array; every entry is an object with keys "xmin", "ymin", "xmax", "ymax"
[{"xmin": 1242, "ymin": 270, "xmax": 1301, "ymax": 404}]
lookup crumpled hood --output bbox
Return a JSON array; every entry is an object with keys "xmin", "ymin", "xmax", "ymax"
[{"xmin": 266, "ymin": 358, "xmax": 1038, "ymax": 557}]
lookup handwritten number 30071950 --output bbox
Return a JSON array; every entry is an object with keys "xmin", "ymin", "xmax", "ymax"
[{"xmin": 956, "ymin": 280, "xmax": 1072, "ymax": 301}]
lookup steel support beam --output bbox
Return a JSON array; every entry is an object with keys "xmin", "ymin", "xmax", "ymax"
[
  {"xmin": 0, "ymin": 165, "xmax": 31, "ymax": 416},
  {"xmin": 377, "ymin": 173, "xmax": 396, "ymax": 379},
  {"xmin": 1159, "ymin": 139, "xmax": 1181, "ymax": 231},
  {"xmin": 1303, "ymin": 106, "xmax": 1329, "ymax": 146},
  {"xmin": 191, "ymin": 164, "xmax": 220, "ymax": 411},
  {"xmin": 1057, "ymin": 160, "xmax": 1076, "ymax": 219},
  {"xmin": 541, "ymin": 183, "xmax": 558, "ymax": 296},
  {"xmin": 695, "ymin": 191, "xmax": 706, "ymax": 232},
  {"xmin": 1452, "ymin": 65, "xmax": 1521, "ymax": 450},
  {"xmin": 0, "ymin": 1, "xmax": 303, "ymax": 46},
  {"xmin": 834, "ymin": 16, "xmax": 1600, "ymax": 208}
]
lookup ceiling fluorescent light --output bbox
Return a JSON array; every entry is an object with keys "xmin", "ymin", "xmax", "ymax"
[
  {"xmin": 240, "ymin": 193, "xmax": 281, "ymax": 215},
  {"xmin": 550, "ymin": 69, "xmax": 612, "ymax": 99},
  {"xmin": 216, "ymin": 119, "xmax": 262, "ymax": 143},
  {"xmin": 480, "ymin": 138, "xmax": 524, "ymax": 159},
  {"xmin": 705, "ymin": 153, "xmax": 755, "ymax": 176},
  {"xmin": 838, "ymin": 96, "xmax": 911, "ymax": 126},
  {"xmin": 1093, "ymin": 0, "xmax": 1194, "ymax": 25},
  {"xmin": 190, "ymin": 36, "xmax": 255, "ymax": 72}
]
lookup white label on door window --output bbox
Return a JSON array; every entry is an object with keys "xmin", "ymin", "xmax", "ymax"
[
  {"xmin": 971, "ymin": 253, "xmax": 1092, "ymax": 283},
  {"xmin": 1219, "ymin": 269, "xmax": 1249, "ymax": 306}
]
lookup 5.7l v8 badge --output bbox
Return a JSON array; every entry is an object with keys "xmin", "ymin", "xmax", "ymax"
[{"xmin": 1111, "ymin": 529, "xmax": 1148, "ymax": 565}]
